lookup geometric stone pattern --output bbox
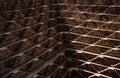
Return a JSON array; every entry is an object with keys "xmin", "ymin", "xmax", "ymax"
[{"xmin": 0, "ymin": 0, "xmax": 120, "ymax": 78}]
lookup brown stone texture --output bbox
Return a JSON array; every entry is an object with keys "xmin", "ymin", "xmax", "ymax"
[{"xmin": 0, "ymin": 0, "xmax": 120, "ymax": 78}]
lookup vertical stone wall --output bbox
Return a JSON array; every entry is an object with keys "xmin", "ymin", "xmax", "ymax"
[{"xmin": 0, "ymin": 0, "xmax": 65, "ymax": 78}]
